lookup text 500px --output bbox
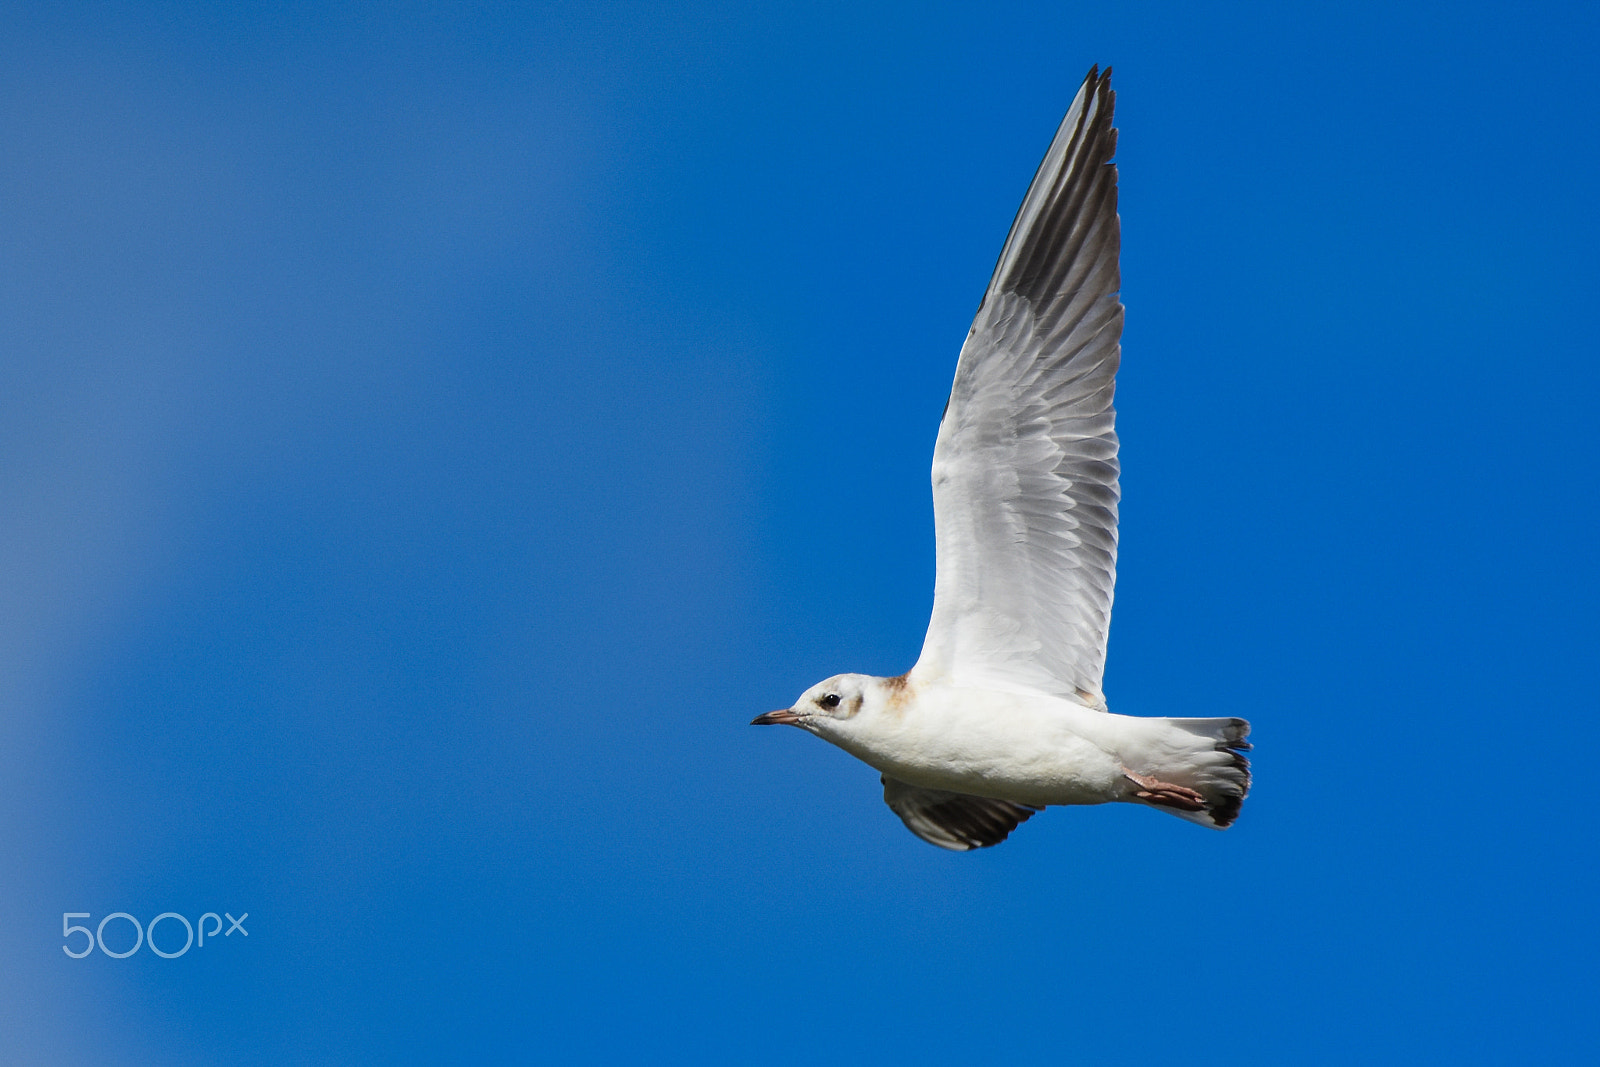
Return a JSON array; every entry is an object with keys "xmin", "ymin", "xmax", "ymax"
[{"xmin": 62, "ymin": 911, "xmax": 248, "ymax": 958}]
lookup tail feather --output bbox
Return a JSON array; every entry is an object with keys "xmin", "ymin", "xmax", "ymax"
[{"xmin": 1144, "ymin": 717, "xmax": 1252, "ymax": 829}]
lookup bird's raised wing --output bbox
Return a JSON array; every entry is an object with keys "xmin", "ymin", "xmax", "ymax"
[{"xmin": 911, "ymin": 67, "xmax": 1122, "ymax": 706}]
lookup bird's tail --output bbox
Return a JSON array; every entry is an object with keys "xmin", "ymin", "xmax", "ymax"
[{"xmin": 1124, "ymin": 717, "xmax": 1252, "ymax": 829}]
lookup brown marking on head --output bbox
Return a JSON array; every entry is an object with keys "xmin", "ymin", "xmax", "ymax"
[{"xmin": 881, "ymin": 673, "xmax": 913, "ymax": 712}]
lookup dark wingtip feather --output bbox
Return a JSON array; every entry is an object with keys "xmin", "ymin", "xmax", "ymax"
[
  {"xmin": 993, "ymin": 61, "xmax": 1120, "ymax": 308},
  {"xmin": 883, "ymin": 775, "xmax": 1045, "ymax": 850},
  {"xmin": 1210, "ymin": 726, "xmax": 1252, "ymax": 828}
]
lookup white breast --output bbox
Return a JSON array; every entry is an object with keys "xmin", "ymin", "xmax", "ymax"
[{"xmin": 841, "ymin": 684, "xmax": 1130, "ymax": 807}]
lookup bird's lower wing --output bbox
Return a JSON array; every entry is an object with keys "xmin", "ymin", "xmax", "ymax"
[{"xmin": 881, "ymin": 775, "xmax": 1042, "ymax": 851}]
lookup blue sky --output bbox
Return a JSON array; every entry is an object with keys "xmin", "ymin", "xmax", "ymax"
[{"xmin": 3, "ymin": 2, "xmax": 1597, "ymax": 1063}]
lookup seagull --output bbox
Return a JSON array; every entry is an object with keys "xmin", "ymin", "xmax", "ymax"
[{"xmin": 753, "ymin": 67, "xmax": 1251, "ymax": 851}]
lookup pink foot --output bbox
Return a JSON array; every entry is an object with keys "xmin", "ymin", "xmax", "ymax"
[{"xmin": 1123, "ymin": 769, "xmax": 1206, "ymax": 812}]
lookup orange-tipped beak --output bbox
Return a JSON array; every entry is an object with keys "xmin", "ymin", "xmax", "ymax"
[{"xmin": 750, "ymin": 708, "xmax": 802, "ymax": 726}]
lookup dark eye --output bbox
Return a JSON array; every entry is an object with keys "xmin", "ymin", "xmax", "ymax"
[{"xmin": 819, "ymin": 693, "xmax": 841, "ymax": 709}]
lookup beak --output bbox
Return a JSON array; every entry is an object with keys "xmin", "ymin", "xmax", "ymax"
[{"xmin": 751, "ymin": 708, "xmax": 802, "ymax": 726}]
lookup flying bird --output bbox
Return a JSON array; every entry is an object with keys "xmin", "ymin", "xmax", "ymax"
[{"xmin": 753, "ymin": 67, "xmax": 1251, "ymax": 850}]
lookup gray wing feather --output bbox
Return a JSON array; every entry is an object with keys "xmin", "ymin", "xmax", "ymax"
[
  {"xmin": 913, "ymin": 66, "xmax": 1122, "ymax": 704},
  {"xmin": 882, "ymin": 775, "xmax": 1042, "ymax": 851}
]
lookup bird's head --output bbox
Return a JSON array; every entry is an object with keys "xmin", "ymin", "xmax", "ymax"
[{"xmin": 751, "ymin": 673, "xmax": 895, "ymax": 745}]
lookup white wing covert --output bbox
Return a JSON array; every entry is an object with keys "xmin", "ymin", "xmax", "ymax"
[{"xmin": 911, "ymin": 67, "xmax": 1122, "ymax": 706}]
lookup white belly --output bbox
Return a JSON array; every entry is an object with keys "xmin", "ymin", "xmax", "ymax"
[{"xmin": 831, "ymin": 686, "xmax": 1132, "ymax": 807}]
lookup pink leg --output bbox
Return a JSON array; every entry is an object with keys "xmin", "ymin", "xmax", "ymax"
[{"xmin": 1122, "ymin": 769, "xmax": 1206, "ymax": 812}]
